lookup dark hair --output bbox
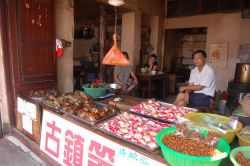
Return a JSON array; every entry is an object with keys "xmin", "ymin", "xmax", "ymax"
[
  {"xmin": 192, "ymin": 50, "xmax": 207, "ymax": 58},
  {"xmin": 150, "ymin": 54, "xmax": 157, "ymax": 59},
  {"xmin": 122, "ymin": 51, "xmax": 129, "ymax": 60}
]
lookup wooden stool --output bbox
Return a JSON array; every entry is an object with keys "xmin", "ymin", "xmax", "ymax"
[
  {"xmin": 195, "ymin": 106, "xmax": 214, "ymax": 113},
  {"xmin": 195, "ymin": 98, "xmax": 217, "ymax": 113}
]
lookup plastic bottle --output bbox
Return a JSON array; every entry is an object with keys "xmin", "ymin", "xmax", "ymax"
[{"xmin": 216, "ymin": 90, "xmax": 221, "ymax": 103}]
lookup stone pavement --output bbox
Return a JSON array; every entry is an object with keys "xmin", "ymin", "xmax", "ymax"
[{"xmin": 0, "ymin": 136, "xmax": 43, "ymax": 166}]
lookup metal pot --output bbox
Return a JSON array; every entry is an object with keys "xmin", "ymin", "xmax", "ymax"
[
  {"xmin": 108, "ymin": 83, "xmax": 121, "ymax": 94},
  {"xmin": 234, "ymin": 63, "xmax": 250, "ymax": 84}
]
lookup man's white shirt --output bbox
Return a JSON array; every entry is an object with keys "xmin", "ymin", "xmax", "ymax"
[{"xmin": 189, "ymin": 64, "xmax": 216, "ymax": 97}]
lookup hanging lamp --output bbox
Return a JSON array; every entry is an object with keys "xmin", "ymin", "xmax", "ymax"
[
  {"xmin": 102, "ymin": 3, "xmax": 129, "ymax": 66},
  {"xmin": 108, "ymin": 0, "xmax": 125, "ymax": 6}
]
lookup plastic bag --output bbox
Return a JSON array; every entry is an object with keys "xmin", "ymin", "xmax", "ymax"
[
  {"xmin": 203, "ymin": 132, "xmax": 221, "ymax": 147},
  {"xmin": 177, "ymin": 117, "xmax": 227, "ymax": 136},
  {"xmin": 102, "ymin": 34, "xmax": 129, "ymax": 66},
  {"xmin": 202, "ymin": 114, "xmax": 238, "ymax": 131},
  {"xmin": 175, "ymin": 124, "xmax": 189, "ymax": 138},
  {"xmin": 175, "ymin": 124, "xmax": 221, "ymax": 147},
  {"xmin": 189, "ymin": 130, "xmax": 203, "ymax": 142}
]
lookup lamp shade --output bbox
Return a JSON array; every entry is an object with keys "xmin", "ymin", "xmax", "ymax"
[
  {"xmin": 102, "ymin": 34, "xmax": 129, "ymax": 66},
  {"xmin": 108, "ymin": 0, "xmax": 125, "ymax": 6}
]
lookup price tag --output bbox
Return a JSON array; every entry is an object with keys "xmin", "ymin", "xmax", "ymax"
[
  {"xmin": 22, "ymin": 114, "xmax": 33, "ymax": 134},
  {"xmin": 17, "ymin": 97, "xmax": 25, "ymax": 113},
  {"xmin": 25, "ymin": 102, "xmax": 37, "ymax": 120}
]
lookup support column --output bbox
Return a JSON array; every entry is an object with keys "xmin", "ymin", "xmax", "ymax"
[
  {"xmin": 56, "ymin": 0, "xmax": 74, "ymax": 93},
  {"xmin": 121, "ymin": 10, "xmax": 141, "ymax": 70},
  {"xmin": 150, "ymin": 16, "xmax": 164, "ymax": 70},
  {"xmin": 0, "ymin": 0, "xmax": 11, "ymax": 135},
  {"xmin": 0, "ymin": 24, "xmax": 10, "ymax": 135},
  {"xmin": 99, "ymin": 5, "xmax": 106, "ymax": 75}
]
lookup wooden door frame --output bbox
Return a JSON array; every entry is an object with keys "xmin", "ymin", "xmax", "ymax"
[{"xmin": 0, "ymin": 0, "xmax": 17, "ymax": 130}]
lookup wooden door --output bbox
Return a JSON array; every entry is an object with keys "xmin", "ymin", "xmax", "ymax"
[
  {"xmin": 7, "ymin": 0, "xmax": 56, "ymax": 95},
  {"xmin": 2, "ymin": 0, "xmax": 56, "ymax": 126},
  {"xmin": 19, "ymin": 0, "xmax": 56, "ymax": 83}
]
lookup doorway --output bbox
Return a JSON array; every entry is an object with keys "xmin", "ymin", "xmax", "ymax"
[{"xmin": 163, "ymin": 27, "xmax": 207, "ymax": 93}]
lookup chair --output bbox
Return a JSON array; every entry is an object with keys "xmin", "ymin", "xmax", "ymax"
[{"xmin": 142, "ymin": 86, "xmax": 148, "ymax": 98}]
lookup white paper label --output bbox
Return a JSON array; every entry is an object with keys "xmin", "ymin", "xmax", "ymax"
[
  {"xmin": 17, "ymin": 97, "xmax": 25, "ymax": 113},
  {"xmin": 22, "ymin": 114, "xmax": 33, "ymax": 134},
  {"xmin": 25, "ymin": 102, "xmax": 37, "ymax": 120}
]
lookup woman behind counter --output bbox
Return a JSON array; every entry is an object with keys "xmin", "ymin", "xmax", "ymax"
[
  {"xmin": 144, "ymin": 54, "xmax": 158, "ymax": 72},
  {"xmin": 114, "ymin": 52, "xmax": 138, "ymax": 95}
]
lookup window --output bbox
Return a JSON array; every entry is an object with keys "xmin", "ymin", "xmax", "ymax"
[
  {"xmin": 167, "ymin": 0, "xmax": 182, "ymax": 17},
  {"xmin": 182, "ymin": 0, "xmax": 198, "ymax": 16},
  {"xmin": 220, "ymin": 0, "xmax": 241, "ymax": 11},
  {"xmin": 166, "ymin": 0, "xmax": 241, "ymax": 18},
  {"xmin": 201, "ymin": 0, "xmax": 220, "ymax": 14}
]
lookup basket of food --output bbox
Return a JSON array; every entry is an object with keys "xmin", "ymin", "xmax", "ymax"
[
  {"xmin": 185, "ymin": 113, "xmax": 243, "ymax": 143},
  {"xmin": 156, "ymin": 126, "xmax": 230, "ymax": 166},
  {"xmin": 237, "ymin": 126, "xmax": 250, "ymax": 146},
  {"xmin": 230, "ymin": 146, "xmax": 250, "ymax": 166},
  {"xmin": 82, "ymin": 83, "xmax": 107, "ymax": 98}
]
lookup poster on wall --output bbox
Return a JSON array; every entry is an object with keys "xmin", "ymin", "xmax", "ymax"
[{"xmin": 208, "ymin": 43, "xmax": 228, "ymax": 69}]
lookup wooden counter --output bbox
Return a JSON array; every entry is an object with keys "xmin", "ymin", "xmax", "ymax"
[
  {"xmin": 43, "ymin": 109, "xmax": 168, "ymax": 165},
  {"xmin": 17, "ymin": 95, "xmax": 168, "ymax": 165},
  {"xmin": 16, "ymin": 94, "xmax": 233, "ymax": 166}
]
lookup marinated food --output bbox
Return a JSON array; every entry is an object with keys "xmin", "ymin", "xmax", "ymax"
[
  {"xmin": 162, "ymin": 125, "xmax": 222, "ymax": 157},
  {"xmin": 236, "ymin": 152, "xmax": 250, "ymax": 166}
]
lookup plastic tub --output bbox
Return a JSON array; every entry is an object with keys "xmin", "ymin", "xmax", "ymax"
[
  {"xmin": 82, "ymin": 84, "xmax": 107, "ymax": 97},
  {"xmin": 185, "ymin": 113, "xmax": 243, "ymax": 143},
  {"xmin": 156, "ymin": 126, "xmax": 230, "ymax": 166},
  {"xmin": 230, "ymin": 146, "xmax": 250, "ymax": 166},
  {"xmin": 239, "ymin": 99, "xmax": 250, "ymax": 117},
  {"xmin": 237, "ymin": 133, "xmax": 250, "ymax": 146}
]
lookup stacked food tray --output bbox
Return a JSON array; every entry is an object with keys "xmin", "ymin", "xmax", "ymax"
[
  {"xmin": 36, "ymin": 90, "xmax": 118, "ymax": 125},
  {"xmin": 61, "ymin": 102, "xmax": 118, "ymax": 125},
  {"xmin": 96, "ymin": 111, "xmax": 172, "ymax": 151},
  {"xmin": 129, "ymin": 99, "xmax": 197, "ymax": 123}
]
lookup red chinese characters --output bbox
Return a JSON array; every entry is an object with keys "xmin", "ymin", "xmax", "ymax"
[
  {"xmin": 63, "ymin": 129, "xmax": 84, "ymax": 166},
  {"xmin": 45, "ymin": 121, "xmax": 62, "ymax": 158},
  {"xmin": 88, "ymin": 140, "xmax": 115, "ymax": 166}
]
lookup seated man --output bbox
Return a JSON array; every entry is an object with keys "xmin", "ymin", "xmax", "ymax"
[
  {"xmin": 174, "ymin": 50, "xmax": 216, "ymax": 107},
  {"xmin": 114, "ymin": 52, "xmax": 138, "ymax": 95}
]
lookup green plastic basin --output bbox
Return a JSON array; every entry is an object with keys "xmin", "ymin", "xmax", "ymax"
[
  {"xmin": 230, "ymin": 146, "xmax": 250, "ymax": 166},
  {"xmin": 156, "ymin": 126, "xmax": 230, "ymax": 166},
  {"xmin": 82, "ymin": 84, "xmax": 107, "ymax": 97}
]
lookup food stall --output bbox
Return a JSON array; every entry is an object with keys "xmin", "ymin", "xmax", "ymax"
[
  {"xmin": 17, "ymin": 92, "xmax": 164, "ymax": 165},
  {"xmin": 15, "ymin": 87, "xmax": 250, "ymax": 166},
  {"xmin": 3, "ymin": 1, "xmax": 250, "ymax": 166},
  {"xmin": 16, "ymin": 89, "xmax": 199, "ymax": 165}
]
